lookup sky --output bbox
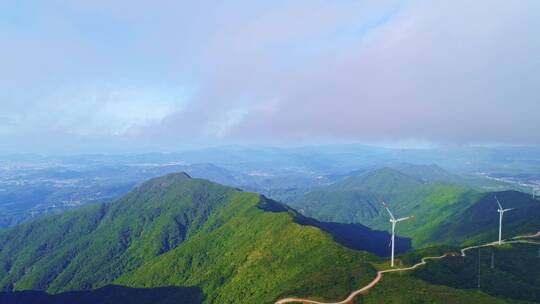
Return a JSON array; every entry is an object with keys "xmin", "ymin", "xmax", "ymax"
[{"xmin": 1, "ymin": 0, "xmax": 540, "ymax": 153}]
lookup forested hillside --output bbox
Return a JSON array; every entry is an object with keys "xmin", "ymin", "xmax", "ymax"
[{"xmin": 0, "ymin": 173, "xmax": 378, "ymax": 303}]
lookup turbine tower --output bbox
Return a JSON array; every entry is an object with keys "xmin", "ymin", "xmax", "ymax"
[
  {"xmin": 495, "ymin": 196, "xmax": 513, "ymax": 245},
  {"xmin": 382, "ymin": 202, "xmax": 412, "ymax": 267}
]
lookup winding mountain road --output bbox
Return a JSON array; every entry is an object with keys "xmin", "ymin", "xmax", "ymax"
[{"xmin": 275, "ymin": 231, "xmax": 540, "ymax": 304}]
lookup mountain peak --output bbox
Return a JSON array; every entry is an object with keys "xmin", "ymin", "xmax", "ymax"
[
  {"xmin": 362, "ymin": 167, "xmax": 419, "ymax": 181},
  {"xmin": 392, "ymin": 162, "xmax": 445, "ymax": 172},
  {"xmin": 390, "ymin": 163, "xmax": 461, "ymax": 183},
  {"xmin": 142, "ymin": 172, "xmax": 192, "ymax": 188},
  {"xmin": 165, "ymin": 172, "xmax": 192, "ymax": 179},
  {"xmin": 371, "ymin": 166, "xmax": 405, "ymax": 175},
  {"xmin": 330, "ymin": 166, "xmax": 421, "ymax": 194}
]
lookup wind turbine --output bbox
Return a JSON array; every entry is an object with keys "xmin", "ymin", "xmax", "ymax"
[
  {"xmin": 382, "ymin": 202, "xmax": 412, "ymax": 267},
  {"xmin": 495, "ymin": 196, "xmax": 513, "ymax": 245}
]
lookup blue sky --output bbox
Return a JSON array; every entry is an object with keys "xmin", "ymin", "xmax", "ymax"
[{"xmin": 1, "ymin": 1, "xmax": 539, "ymax": 153}]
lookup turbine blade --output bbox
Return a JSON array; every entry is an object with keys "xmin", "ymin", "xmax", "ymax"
[
  {"xmin": 381, "ymin": 201, "xmax": 395, "ymax": 220},
  {"xmin": 504, "ymin": 208, "xmax": 514, "ymax": 212},
  {"xmin": 495, "ymin": 196, "xmax": 503, "ymax": 210},
  {"xmin": 396, "ymin": 216, "xmax": 411, "ymax": 222}
]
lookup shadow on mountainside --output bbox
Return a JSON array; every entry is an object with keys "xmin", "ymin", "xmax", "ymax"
[
  {"xmin": 0, "ymin": 285, "xmax": 205, "ymax": 304},
  {"xmin": 258, "ymin": 197, "xmax": 412, "ymax": 257}
]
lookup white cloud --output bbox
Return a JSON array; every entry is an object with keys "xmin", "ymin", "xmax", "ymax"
[
  {"xmin": 1, "ymin": 0, "xmax": 539, "ymax": 152},
  {"xmin": 13, "ymin": 86, "xmax": 190, "ymax": 137},
  {"xmin": 159, "ymin": 0, "xmax": 540, "ymax": 145}
]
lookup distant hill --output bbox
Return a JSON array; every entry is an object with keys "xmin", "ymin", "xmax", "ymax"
[
  {"xmin": 389, "ymin": 162, "xmax": 522, "ymax": 192},
  {"xmin": 290, "ymin": 167, "xmax": 540, "ymax": 247},
  {"xmin": 331, "ymin": 167, "xmax": 423, "ymax": 193},
  {"xmin": 390, "ymin": 163, "xmax": 464, "ymax": 183},
  {"xmin": 0, "ymin": 173, "xmax": 382, "ymax": 303},
  {"xmin": 289, "ymin": 167, "xmax": 430, "ymax": 228}
]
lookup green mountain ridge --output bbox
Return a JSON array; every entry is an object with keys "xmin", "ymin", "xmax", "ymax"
[{"xmin": 0, "ymin": 173, "xmax": 378, "ymax": 303}]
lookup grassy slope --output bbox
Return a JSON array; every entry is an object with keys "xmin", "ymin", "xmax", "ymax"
[
  {"xmin": 0, "ymin": 173, "xmax": 377, "ymax": 303},
  {"xmin": 394, "ymin": 185, "xmax": 481, "ymax": 246},
  {"xmin": 359, "ymin": 273, "xmax": 530, "ymax": 304}
]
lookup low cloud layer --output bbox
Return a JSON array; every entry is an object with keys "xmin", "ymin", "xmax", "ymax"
[{"xmin": 1, "ymin": 1, "xmax": 539, "ymax": 152}]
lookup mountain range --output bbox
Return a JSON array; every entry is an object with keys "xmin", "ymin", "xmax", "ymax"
[{"xmin": 0, "ymin": 171, "xmax": 538, "ymax": 303}]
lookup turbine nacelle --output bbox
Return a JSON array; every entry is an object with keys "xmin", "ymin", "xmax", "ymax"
[{"xmin": 495, "ymin": 196, "xmax": 514, "ymax": 214}]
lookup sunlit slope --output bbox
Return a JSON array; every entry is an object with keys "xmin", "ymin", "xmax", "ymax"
[
  {"xmin": 0, "ymin": 173, "xmax": 377, "ymax": 303},
  {"xmin": 290, "ymin": 168, "xmax": 425, "ymax": 226},
  {"xmin": 116, "ymin": 194, "xmax": 377, "ymax": 303},
  {"xmin": 290, "ymin": 168, "xmax": 479, "ymax": 243},
  {"xmin": 361, "ymin": 274, "xmax": 530, "ymax": 304},
  {"xmin": 425, "ymin": 191, "xmax": 540, "ymax": 246},
  {"xmin": 291, "ymin": 168, "xmax": 539, "ymax": 247}
]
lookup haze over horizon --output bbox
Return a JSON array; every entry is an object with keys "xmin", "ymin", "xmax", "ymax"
[{"xmin": 2, "ymin": 1, "xmax": 540, "ymax": 153}]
